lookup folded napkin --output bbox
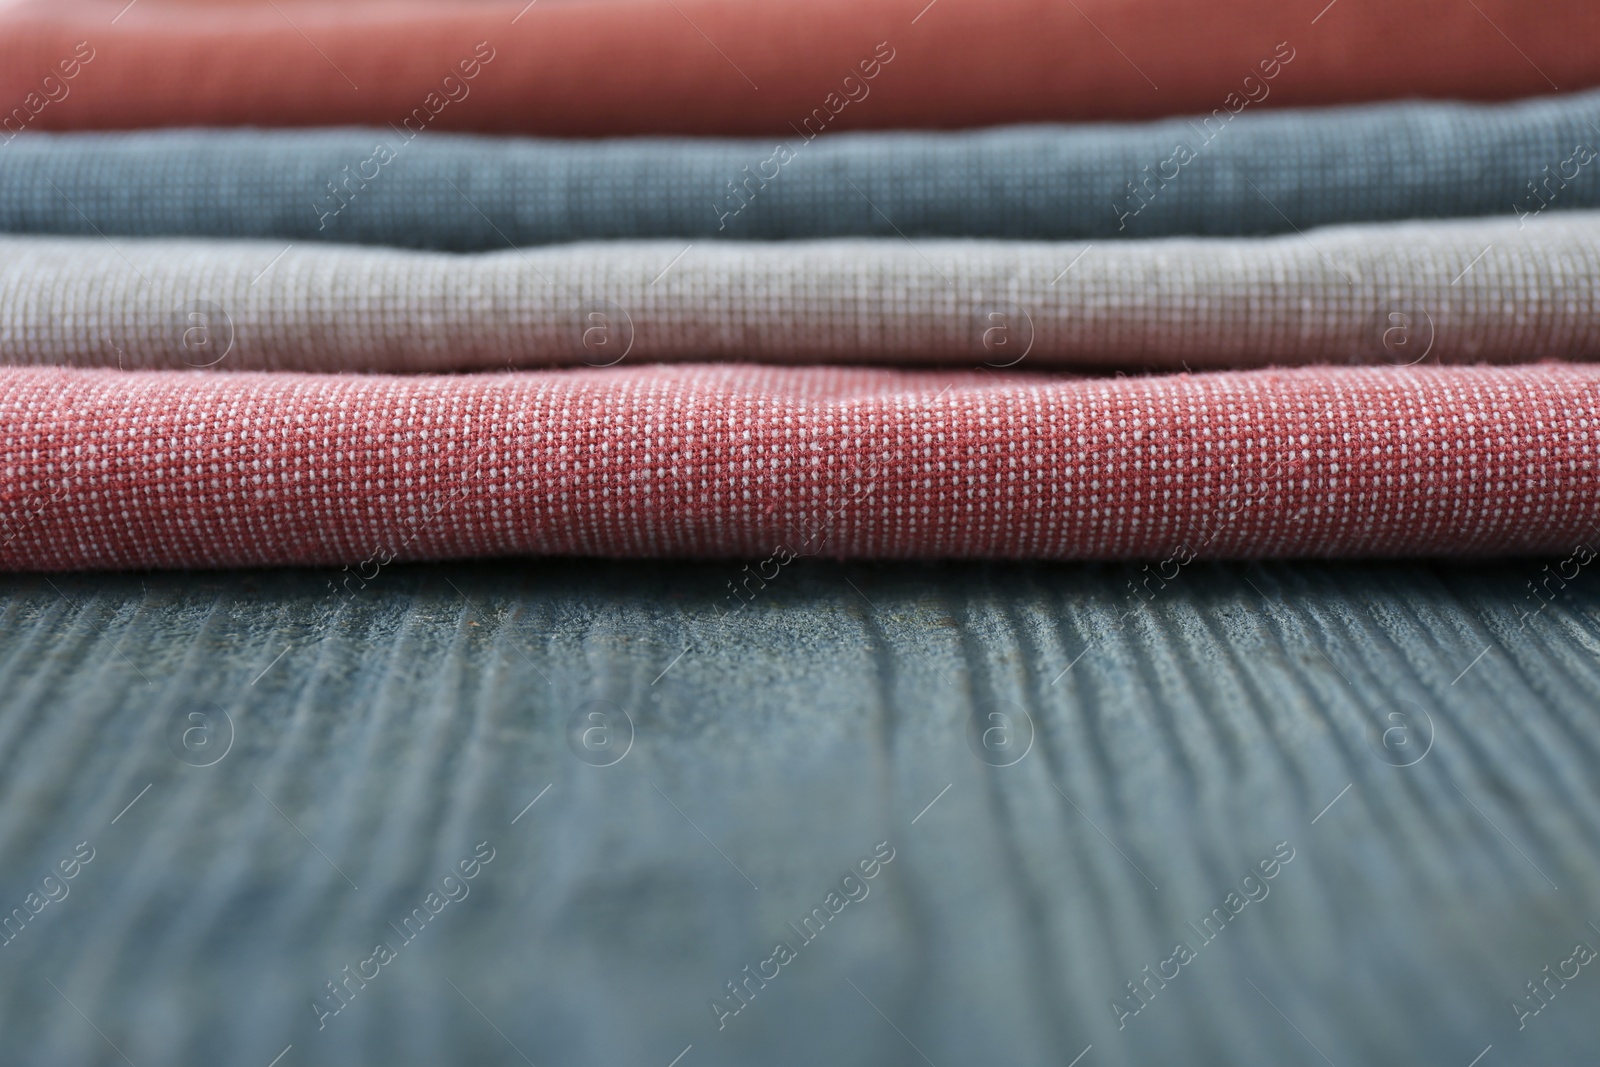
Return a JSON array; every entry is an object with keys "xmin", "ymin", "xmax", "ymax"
[
  {"xmin": 2, "ymin": 90, "xmax": 1597, "ymax": 248},
  {"xmin": 4, "ymin": 363, "xmax": 1596, "ymax": 570},
  {"xmin": 0, "ymin": 0, "xmax": 1594, "ymax": 137},
  {"xmin": 3, "ymin": 213, "xmax": 1595, "ymax": 372}
]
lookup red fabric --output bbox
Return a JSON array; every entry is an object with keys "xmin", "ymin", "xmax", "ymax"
[
  {"xmin": 3, "ymin": 363, "xmax": 1597, "ymax": 571},
  {"xmin": 0, "ymin": 0, "xmax": 1594, "ymax": 137}
]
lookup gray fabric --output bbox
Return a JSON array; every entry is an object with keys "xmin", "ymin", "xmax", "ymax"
[
  {"xmin": 0, "ymin": 91, "xmax": 1597, "ymax": 249},
  {"xmin": 5, "ymin": 213, "xmax": 1598, "ymax": 372},
  {"xmin": 1, "ymin": 559, "xmax": 1597, "ymax": 1065}
]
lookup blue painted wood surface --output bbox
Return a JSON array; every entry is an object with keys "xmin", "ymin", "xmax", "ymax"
[{"xmin": 0, "ymin": 559, "xmax": 1595, "ymax": 1065}]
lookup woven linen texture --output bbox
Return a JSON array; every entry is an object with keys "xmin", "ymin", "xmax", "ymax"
[
  {"xmin": 4, "ymin": 363, "xmax": 1598, "ymax": 571},
  {"xmin": 1, "ymin": 214, "xmax": 1595, "ymax": 372},
  {"xmin": 0, "ymin": 90, "xmax": 1596, "ymax": 248},
  {"xmin": 1, "ymin": 0, "xmax": 1595, "ymax": 137}
]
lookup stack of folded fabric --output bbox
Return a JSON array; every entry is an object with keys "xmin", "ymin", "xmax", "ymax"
[{"xmin": 1, "ymin": 0, "xmax": 1598, "ymax": 570}]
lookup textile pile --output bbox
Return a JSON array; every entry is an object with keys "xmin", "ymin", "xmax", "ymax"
[{"xmin": 2, "ymin": 0, "xmax": 1598, "ymax": 568}]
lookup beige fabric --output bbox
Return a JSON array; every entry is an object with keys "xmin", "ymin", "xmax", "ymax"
[{"xmin": 2, "ymin": 212, "xmax": 1595, "ymax": 372}]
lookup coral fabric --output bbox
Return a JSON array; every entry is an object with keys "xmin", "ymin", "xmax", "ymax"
[
  {"xmin": 3, "ymin": 363, "xmax": 1598, "ymax": 571},
  {"xmin": 3, "ymin": 213, "xmax": 1598, "ymax": 372},
  {"xmin": 0, "ymin": 0, "xmax": 1596, "ymax": 138},
  {"xmin": 3, "ymin": 94, "xmax": 1599, "ymax": 248}
]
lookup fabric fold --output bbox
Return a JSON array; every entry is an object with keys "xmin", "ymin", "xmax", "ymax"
[
  {"xmin": 4, "ymin": 363, "xmax": 1597, "ymax": 570},
  {"xmin": 3, "ymin": 213, "xmax": 1597, "ymax": 372},
  {"xmin": 1, "ymin": 90, "xmax": 1597, "ymax": 248},
  {"xmin": 0, "ymin": 0, "xmax": 1595, "ymax": 138}
]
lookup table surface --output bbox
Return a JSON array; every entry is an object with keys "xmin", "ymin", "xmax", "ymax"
[{"xmin": 1, "ymin": 557, "xmax": 1597, "ymax": 1066}]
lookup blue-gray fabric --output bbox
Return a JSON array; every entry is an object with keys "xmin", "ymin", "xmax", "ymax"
[
  {"xmin": 1, "ymin": 560, "xmax": 1596, "ymax": 1065},
  {"xmin": 0, "ymin": 92, "xmax": 1597, "ymax": 250}
]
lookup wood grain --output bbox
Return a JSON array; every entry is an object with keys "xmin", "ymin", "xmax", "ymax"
[{"xmin": 0, "ymin": 558, "xmax": 1595, "ymax": 1065}]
